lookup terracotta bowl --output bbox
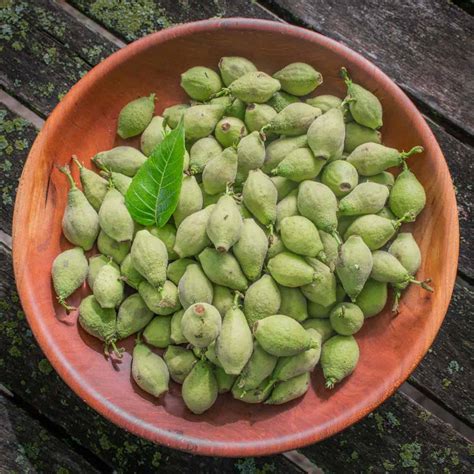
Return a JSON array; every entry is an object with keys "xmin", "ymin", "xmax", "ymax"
[{"xmin": 13, "ymin": 18, "xmax": 458, "ymax": 457}]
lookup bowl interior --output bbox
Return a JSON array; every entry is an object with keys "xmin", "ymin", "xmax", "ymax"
[{"xmin": 13, "ymin": 19, "xmax": 458, "ymax": 457}]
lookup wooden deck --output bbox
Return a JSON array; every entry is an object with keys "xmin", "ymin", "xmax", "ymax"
[{"xmin": 0, "ymin": 1, "xmax": 472, "ymax": 472}]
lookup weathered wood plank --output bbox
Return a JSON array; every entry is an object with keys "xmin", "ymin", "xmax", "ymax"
[
  {"xmin": 0, "ymin": 393, "xmax": 101, "ymax": 474},
  {"xmin": 299, "ymin": 389, "xmax": 473, "ymax": 473},
  {"xmin": 68, "ymin": 0, "xmax": 278, "ymax": 42},
  {"xmin": 425, "ymin": 117, "xmax": 473, "ymax": 280},
  {"xmin": 0, "ymin": 0, "xmax": 118, "ymax": 117},
  {"xmin": 0, "ymin": 248, "xmax": 302, "ymax": 472},
  {"xmin": 259, "ymin": 0, "xmax": 474, "ymax": 138},
  {"xmin": 411, "ymin": 278, "xmax": 474, "ymax": 426},
  {"xmin": 1, "ymin": 0, "xmax": 275, "ymax": 117},
  {"xmin": 0, "ymin": 105, "xmax": 38, "ymax": 235}
]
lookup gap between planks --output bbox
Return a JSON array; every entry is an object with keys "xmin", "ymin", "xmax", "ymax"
[
  {"xmin": 0, "ymin": 90, "xmax": 44, "ymax": 129},
  {"xmin": 0, "ymin": 230, "xmax": 12, "ymax": 252},
  {"xmin": 401, "ymin": 380, "xmax": 474, "ymax": 440},
  {"xmin": 284, "ymin": 451, "xmax": 324, "ymax": 473},
  {"xmin": 56, "ymin": 0, "xmax": 126, "ymax": 49}
]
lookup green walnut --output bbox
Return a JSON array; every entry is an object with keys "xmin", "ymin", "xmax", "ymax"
[
  {"xmin": 143, "ymin": 316, "xmax": 172, "ymax": 349},
  {"xmin": 93, "ymin": 146, "xmax": 147, "ymax": 177},
  {"xmin": 72, "ymin": 156, "xmax": 108, "ymax": 212},
  {"xmin": 321, "ymin": 335, "xmax": 360, "ymax": 388},
  {"xmin": 117, "ymin": 94, "xmax": 155, "ymax": 139},
  {"xmin": 132, "ymin": 340, "xmax": 169, "ymax": 397},
  {"xmin": 278, "ymin": 286, "xmax": 308, "ymax": 322},
  {"xmin": 181, "ymin": 303, "xmax": 222, "ymax": 348},
  {"xmin": 242, "ymin": 169, "xmax": 277, "ymax": 226},
  {"xmin": 215, "ymin": 306, "xmax": 253, "ymax": 375},
  {"xmin": 189, "ymin": 136, "xmax": 222, "ymax": 173},
  {"xmin": 52, "ymin": 247, "xmax": 88, "ymax": 312},
  {"xmin": 99, "ymin": 187, "xmax": 134, "ymax": 242},
  {"xmin": 164, "ymin": 345, "xmax": 197, "ymax": 384},
  {"xmin": 306, "ymin": 95, "xmax": 342, "ymax": 113},
  {"xmin": 93, "ymin": 260, "xmax": 124, "ymax": 309},
  {"xmin": 182, "ymin": 360, "xmax": 218, "ymax": 414},
  {"xmin": 336, "ymin": 235, "xmax": 373, "ymax": 302},
  {"xmin": 273, "ymin": 63, "xmax": 322, "ymax": 96},
  {"xmin": 183, "ymin": 104, "xmax": 225, "ymax": 141},
  {"xmin": 202, "ymin": 147, "xmax": 238, "ymax": 195},
  {"xmin": 180, "ymin": 66, "xmax": 222, "ymax": 101},
  {"xmin": 206, "ymin": 194, "xmax": 242, "ymax": 252},
  {"xmin": 347, "ymin": 143, "xmax": 423, "ymax": 176},
  {"xmin": 264, "ymin": 103, "xmax": 321, "ymax": 136},
  {"xmin": 131, "ymin": 230, "xmax": 168, "ymax": 288},
  {"xmin": 338, "ymin": 182, "xmax": 389, "ymax": 216},
  {"xmin": 254, "ymin": 314, "xmax": 317, "ymax": 357},
  {"xmin": 244, "ymin": 103, "xmax": 277, "ymax": 132},
  {"xmin": 272, "ymin": 147, "xmax": 325, "ymax": 182},
  {"xmin": 243, "ymin": 274, "xmax": 281, "ymax": 327},
  {"xmin": 218, "ymin": 56, "xmax": 257, "ymax": 86},
  {"xmin": 215, "ymin": 117, "xmax": 247, "ymax": 147},
  {"xmin": 329, "ymin": 302, "xmax": 364, "ymax": 336},
  {"xmin": 163, "ymin": 103, "xmax": 189, "ymax": 129},
  {"xmin": 97, "ymin": 230, "xmax": 130, "ymax": 265},
  {"xmin": 233, "ymin": 218, "xmax": 268, "ymax": 281},
  {"xmin": 267, "ymin": 251, "xmax": 315, "ymax": 288},
  {"xmin": 198, "ymin": 248, "xmax": 248, "ymax": 291},
  {"xmin": 279, "ymin": 215, "xmax": 325, "ymax": 259},
  {"xmin": 227, "ymin": 71, "xmax": 281, "ymax": 103},
  {"xmin": 140, "ymin": 115, "xmax": 166, "ymax": 156},
  {"xmin": 321, "ymin": 160, "xmax": 359, "ymax": 198},
  {"xmin": 178, "ymin": 264, "xmax": 214, "ymax": 309},
  {"xmin": 389, "ymin": 166, "xmax": 426, "ymax": 221},
  {"xmin": 263, "ymin": 134, "xmax": 307, "ymax": 174},
  {"xmin": 267, "ymin": 91, "xmax": 300, "ymax": 113},
  {"xmin": 307, "ymin": 108, "xmax": 345, "ymax": 161},
  {"xmin": 341, "ymin": 67, "xmax": 382, "ymax": 129},
  {"xmin": 59, "ymin": 166, "xmax": 99, "ymax": 251}
]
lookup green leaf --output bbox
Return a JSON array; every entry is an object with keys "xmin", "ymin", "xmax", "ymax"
[{"xmin": 125, "ymin": 120, "xmax": 185, "ymax": 227}]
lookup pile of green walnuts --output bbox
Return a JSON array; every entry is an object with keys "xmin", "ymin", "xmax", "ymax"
[{"xmin": 51, "ymin": 57, "xmax": 432, "ymax": 414}]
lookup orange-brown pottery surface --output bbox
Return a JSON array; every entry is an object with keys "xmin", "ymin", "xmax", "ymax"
[{"xmin": 12, "ymin": 19, "xmax": 458, "ymax": 457}]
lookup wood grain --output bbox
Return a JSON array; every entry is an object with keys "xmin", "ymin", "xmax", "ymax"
[
  {"xmin": 11, "ymin": 19, "xmax": 458, "ymax": 456},
  {"xmin": 425, "ymin": 117, "xmax": 473, "ymax": 280},
  {"xmin": 69, "ymin": 0, "xmax": 278, "ymax": 42},
  {"xmin": 0, "ymin": 393, "xmax": 100, "ymax": 474},
  {"xmin": 0, "ymin": 106, "xmax": 38, "ymax": 235},
  {"xmin": 259, "ymin": 0, "xmax": 474, "ymax": 138},
  {"xmin": 0, "ymin": 0, "xmax": 275, "ymax": 117},
  {"xmin": 411, "ymin": 278, "xmax": 474, "ymax": 425},
  {"xmin": 0, "ymin": 0, "xmax": 118, "ymax": 117}
]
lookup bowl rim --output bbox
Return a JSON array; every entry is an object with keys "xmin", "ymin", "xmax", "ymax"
[{"xmin": 12, "ymin": 17, "xmax": 459, "ymax": 457}]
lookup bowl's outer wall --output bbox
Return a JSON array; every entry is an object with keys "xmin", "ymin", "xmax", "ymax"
[{"xmin": 12, "ymin": 19, "xmax": 458, "ymax": 457}]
